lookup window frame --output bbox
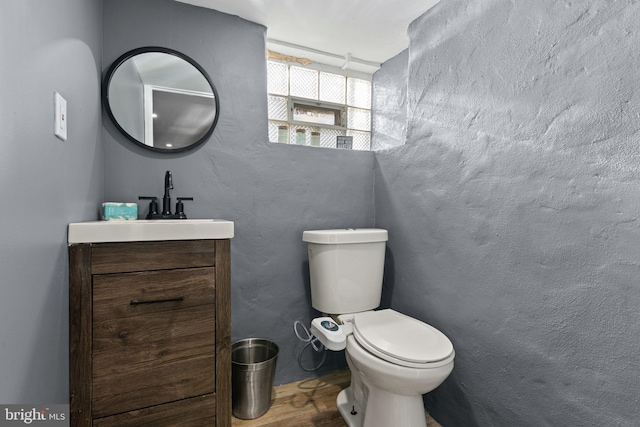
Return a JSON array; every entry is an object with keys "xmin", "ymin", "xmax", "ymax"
[{"xmin": 267, "ymin": 58, "xmax": 372, "ymax": 150}]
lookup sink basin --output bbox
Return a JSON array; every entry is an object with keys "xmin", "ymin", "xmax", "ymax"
[{"xmin": 68, "ymin": 219, "xmax": 234, "ymax": 244}]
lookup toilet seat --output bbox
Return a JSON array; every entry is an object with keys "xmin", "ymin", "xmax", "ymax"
[{"xmin": 352, "ymin": 309, "xmax": 454, "ymax": 369}]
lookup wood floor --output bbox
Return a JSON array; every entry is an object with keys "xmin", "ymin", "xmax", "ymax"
[{"xmin": 231, "ymin": 370, "xmax": 441, "ymax": 427}]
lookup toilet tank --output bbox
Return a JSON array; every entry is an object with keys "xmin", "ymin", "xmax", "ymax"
[{"xmin": 303, "ymin": 228, "xmax": 388, "ymax": 315}]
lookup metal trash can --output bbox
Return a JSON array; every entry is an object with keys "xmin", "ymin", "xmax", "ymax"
[{"xmin": 231, "ymin": 338, "xmax": 279, "ymax": 419}]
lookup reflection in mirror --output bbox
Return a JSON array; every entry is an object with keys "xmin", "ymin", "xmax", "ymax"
[{"xmin": 103, "ymin": 47, "xmax": 219, "ymax": 152}]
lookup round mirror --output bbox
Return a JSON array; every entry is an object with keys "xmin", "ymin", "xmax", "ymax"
[{"xmin": 103, "ymin": 47, "xmax": 220, "ymax": 152}]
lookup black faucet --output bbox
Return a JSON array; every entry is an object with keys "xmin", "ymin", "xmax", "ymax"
[
  {"xmin": 162, "ymin": 171, "xmax": 173, "ymax": 216},
  {"xmin": 139, "ymin": 170, "xmax": 193, "ymax": 219}
]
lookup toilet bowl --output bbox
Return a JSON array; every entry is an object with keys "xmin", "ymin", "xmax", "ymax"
[{"xmin": 335, "ymin": 309, "xmax": 454, "ymax": 427}]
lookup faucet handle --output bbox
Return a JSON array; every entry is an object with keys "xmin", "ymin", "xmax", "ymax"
[
  {"xmin": 139, "ymin": 196, "xmax": 159, "ymax": 219},
  {"xmin": 175, "ymin": 197, "xmax": 193, "ymax": 219}
]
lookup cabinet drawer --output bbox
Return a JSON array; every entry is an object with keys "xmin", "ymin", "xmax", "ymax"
[
  {"xmin": 93, "ymin": 268, "xmax": 215, "ymax": 320},
  {"xmin": 92, "ymin": 268, "xmax": 215, "ymax": 417},
  {"xmin": 93, "ymin": 394, "xmax": 215, "ymax": 427},
  {"xmin": 91, "ymin": 240, "xmax": 215, "ymax": 274}
]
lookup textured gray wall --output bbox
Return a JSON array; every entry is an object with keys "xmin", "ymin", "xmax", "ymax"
[
  {"xmin": 0, "ymin": 0, "xmax": 103, "ymax": 403},
  {"xmin": 372, "ymin": 49, "xmax": 408, "ymax": 151},
  {"xmin": 374, "ymin": 0, "xmax": 640, "ymax": 425},
  {"xmin": 102, "ymin": 0, "xmax": 374, "ymax": 385}
]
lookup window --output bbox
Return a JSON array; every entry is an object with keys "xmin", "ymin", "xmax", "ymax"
[{"xmin": 267, "ymin": 60, "xmax": 372, "ymax": 150}]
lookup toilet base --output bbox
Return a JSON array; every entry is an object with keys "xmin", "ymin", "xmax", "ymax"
[
  {"xmin": 363, "ymin": 385, "xmax": 427, "ymax": 427},
  {"xmin": 337, "ymin": 385, "xmax": 427, "ymax": 427},
  {"xmin": 337, "ymin": 388, "xmax": 363, "ymax": 427}
]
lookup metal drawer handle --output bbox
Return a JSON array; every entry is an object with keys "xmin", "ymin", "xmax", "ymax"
[{"xmin": 130, "ymin": 296, "xmax": 184, "ymax": 305}]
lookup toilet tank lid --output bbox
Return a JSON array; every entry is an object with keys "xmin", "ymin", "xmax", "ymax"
[{"xmin": 303, "ymin": 228, "xmax": 388, "ymax": 244}]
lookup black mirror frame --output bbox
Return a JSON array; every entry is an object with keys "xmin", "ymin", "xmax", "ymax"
[{"xmin": 102, "ymin": 46, "xmax": 220, "ymax": 153}]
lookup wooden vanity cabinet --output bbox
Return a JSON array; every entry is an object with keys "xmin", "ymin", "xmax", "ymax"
[{"xmin": 69, "ymin": 239, "xmax": 231, "ymax": 427}]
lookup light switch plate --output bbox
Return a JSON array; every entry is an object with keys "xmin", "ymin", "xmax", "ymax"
[{"xmin": 54, "ymin": 92, "xmax": 67, "ymax": 141}]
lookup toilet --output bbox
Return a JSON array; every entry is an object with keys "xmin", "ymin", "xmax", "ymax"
[{"xmin": 303, "ymin": 228, "xmax": 454, "ymax": 427}]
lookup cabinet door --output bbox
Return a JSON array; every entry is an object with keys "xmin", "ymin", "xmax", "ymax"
[{"xmin": 92, "ymin": 267, "xmax": 215, "ymax": 418}]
